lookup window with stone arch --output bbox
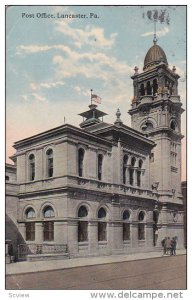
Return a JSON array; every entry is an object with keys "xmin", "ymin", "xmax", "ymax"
[
  {"xmin": 98, "ymin": 207, "xmax": 107, "ymax": 241},
  {"xmin": 43, "ymin": 206, "xmax": 55, "ymax": 218},
  {"xmin": 78, "ymin": 205, "xmax": 88, "ymax": 242},
  {"xmin": 123, "ymin": 155, "xmax": 128, "ymax": 184},
  {"xmin": 170, "ymin": 120, "xmax": 177, "ymax": 131},
  {"xmin": 146, "ymin": 81, "xmax": 152, "ymax": 95},
  {"xmin": 122, "ymin": 210, "xmax": 131, "ymax": 241},
  {"xmin": 46, "ymin": 149, "xmax": 53, "ymax": 178},
  {"xmin": 153, "ymin": 79, "xmax": 158, "ymax": 95},
  {"xmin": 138, "ymin": 211, "xmax": 145, "ymax": 240},
  {"xmin": 29, "ymin": 153, "xmax": 35, "ymax": 181},
  {"xmin": 25, "ymin": 207, "xmax": 36, "ymax": 241},
  {"xmin": 78, "ymin": 148, "xmax": 85, "ymax": 177},
  {"xmin": 25, "ymin": 207, "xmax": 36, "ymax": 219},
  {"xmin": 43, "ymin": 205, "xmax": 55, "ymax": 241},
  {"xmin": 97, "ymin": 154, "xmax": 103, "ymax": 181}
]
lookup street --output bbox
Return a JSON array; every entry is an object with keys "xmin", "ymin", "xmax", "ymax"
[{"xmin": 6, "ymin": 255, "xmax": 186, "ymax": 290}]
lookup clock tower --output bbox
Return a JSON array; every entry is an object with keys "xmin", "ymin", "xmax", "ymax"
[{"xmin": 128, "ymin": 38, "xmax": 184, "ymax": 204}]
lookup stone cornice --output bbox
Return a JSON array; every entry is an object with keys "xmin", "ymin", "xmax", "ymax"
[{"xmin": 13, "ymin": 124, "xmax": 113, "ymax": 150}]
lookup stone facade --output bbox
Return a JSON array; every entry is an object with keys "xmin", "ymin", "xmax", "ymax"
[{"xmin": 6, "ymin": 40, "xmax": 185, "ymax": 260}]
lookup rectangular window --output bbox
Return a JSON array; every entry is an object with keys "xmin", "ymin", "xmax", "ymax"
[
  {"xmin": 26, "ymin": 222, "xmax": 35, "ymax": 241},
  {"xmin": 138, "ymin": 223, "xmax": 145, "ymax": 240},
  {"xmin": 123, "ymin": 223, "xmax": 130, "ymax": 241},
  {"xmin": 129, "ymin": 169, "xmax": 134, "ymax": 186},
  {"xmin": 98, "ymin": 222, "xmax": 107, "ymax": 241},
  {"xmin": 137, "ymin": 171, "xmax": 141, "ymax": 187},
  {"xmin": 43, "ymin": 221, "xmax": 54, "ymax": 241},
  {"xmin": 78, "ymin": 221, "xmax": 88, "ymax": 242}
]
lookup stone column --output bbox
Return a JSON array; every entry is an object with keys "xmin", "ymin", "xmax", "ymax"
[
  {"xmin": 157, "ymin": 205, "xmax": 168, "ymax": 247},
  {"xmin": 54, "ymin": 221, "xmax": 67, "ymax": 244},
  {"xmin": 35, "ymin": 222, "xmax": 43, "ymax": 243},
  {"xmin": 88, "ymin": 221, "xmax": 98, "ymax": 254},
  {"xmin": 131, "ymin": 223, "xmax": 138, "ymax": 249},
  {"xmin": 146, "ymin": 223, "xmax": 154, "ymax": 248},
  {"xmin": 108, "ymin": 222, "xmax": 123, "ymax": 253},
  {"xmin": 67, "ymin": 220, "xmax": 78, "ymax": 255}
]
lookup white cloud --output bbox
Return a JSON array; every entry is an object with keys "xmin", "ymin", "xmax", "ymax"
[
  {"xmin": 30, "ymin": 81, "xmax": 65, "ymax": 91},
  {"xmin": 31, "ymin": 93, "xmax": 47, "ymax": 102},
  {"xmin": 74, "ymin": 86, "xmax": 90, "ymax": 97},
  {"xmin": 54, "ymin": 20, "xmax": 117, "ymax": 49},
  {"xmin": 141, "ymin": 26, "xmax": 170, "ymax": 37},
  {"xmin": 21, "ymin": 93, "xmax": 47, "ymax": 103}
]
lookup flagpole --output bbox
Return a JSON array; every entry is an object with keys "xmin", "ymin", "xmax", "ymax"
[{"xmin": 90, "ymin": 89, "xmax": 93, "ymax": 105}]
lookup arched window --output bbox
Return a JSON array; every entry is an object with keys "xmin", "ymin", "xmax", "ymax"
[
  {"xmin": 131, "ymin": 157, "xmax": 136, "ymax": 166},
  {"xmin": 78, "ymin": 205, "xmax": 88, "ymax": 218},
  {"xmin": 26, "ymin": 207, "xmax": 35, "ymax": 219},
  {"xmin": 146, "ymin": 81, "xmax": 152, "ymax": 95},
  {"xmin": 138, "ymin": 211, "xmax": 145, "ymax": 221},
  {"xmin": 98, "ymin": 154, "xmax": 103, "ymax": 181},
  {"xmin": 25, "ymin": 207, "xmax": 35, "ymax": 241},
  {"xmin": 140, "ymin": 84, "xmax": 145, "ymax": 96},
  {"xmin": 78, "ymin": 148, "xmax": 85, "ymax": 177},
  {"xmin": 139, "ymin": 159, "xmax": 143, "ymax": 169},
  {"xmin": 170, "ymin": 120, "xmax": 176, "ymax": 131},
  {"xmin": 123, "ymin": 210, "xmax": 131, "ymax": 241},
  {"xmin": 123, "ymin": 210, "xmax": 130, "ymax": 220},
  {"xmin": 78, "ymin": 205, "xmax": 88, "ymax": 242},
  {"xmin": 43, "ymin": 206, "xmax": 54, "ymax": 241},
  {"xmin": 153, "ymin": 79, "xmax": 158, "ymax": 95},
  {"xmin": 98, "ymin": 207, "xmax": 107, "ymax": 241},
  {"xmin": 123, "ymin": 155, "xmax": 128, "ymax": 184},
  {"xmin": 46, "ymin": 149, "xmax": 53, "ymax": 178},
  {"xmin": 138, "ymin": 211, "xmax": 145, "ymax": 240},
  {"xmin": 43, "ymin": 206, "xmax": 55, "ymax": 218},
  {"xmin": 29, "ymin": 154, "xmax": 35, "ymax": 181},
  {"xmin": 98, "ymin": 207, "xmax": 107, "ymax": 219}
]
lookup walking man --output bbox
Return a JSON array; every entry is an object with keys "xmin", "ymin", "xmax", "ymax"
[{"xmin": 171, "ymin": 236, "xmax": 177, "ymax": 255}]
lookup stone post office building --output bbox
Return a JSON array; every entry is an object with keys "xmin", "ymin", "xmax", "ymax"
[{"xmin": 6, "ymin": 39, "xmax": 185, "ymax": 259}]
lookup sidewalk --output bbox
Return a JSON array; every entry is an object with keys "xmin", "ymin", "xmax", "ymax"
[{"xmin": 6, "ymin": 249, "xmax": 186, "ymax": 276}]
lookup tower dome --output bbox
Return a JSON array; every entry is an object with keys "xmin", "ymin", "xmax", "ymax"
[{"xmin": 143, "ymin": 41, "xmax": 168, "ymax": 70}]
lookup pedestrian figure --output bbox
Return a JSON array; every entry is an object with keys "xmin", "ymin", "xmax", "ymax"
[
  {"xmin": 161, "ymin": 237, "xmax": 167, "ymax": 255},
  {"xmin": 165, "ymin": 237, "xmax": 172, "ymax": 255},
  {"xmin": 171, "ymin": 236, "xmax": 177, "ymax": 255}
]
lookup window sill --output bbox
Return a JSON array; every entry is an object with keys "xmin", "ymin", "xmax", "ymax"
[
  {"xmin": 78, "ymin": 241, "xmax": 88, "ymax": 245},
  {"xmin": 98, "ymin": 241, "xmax": 107, "ymax": 245}
]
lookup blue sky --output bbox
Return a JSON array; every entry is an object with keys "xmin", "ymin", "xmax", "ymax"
[{"xmin": 6, "ymin": 5, "xmax": 186, "ymax": 179}]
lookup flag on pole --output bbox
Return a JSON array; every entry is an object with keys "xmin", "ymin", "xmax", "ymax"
[{"xmin": 91, "ymin": 94, "xmax": 101, "ymax": 104}]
